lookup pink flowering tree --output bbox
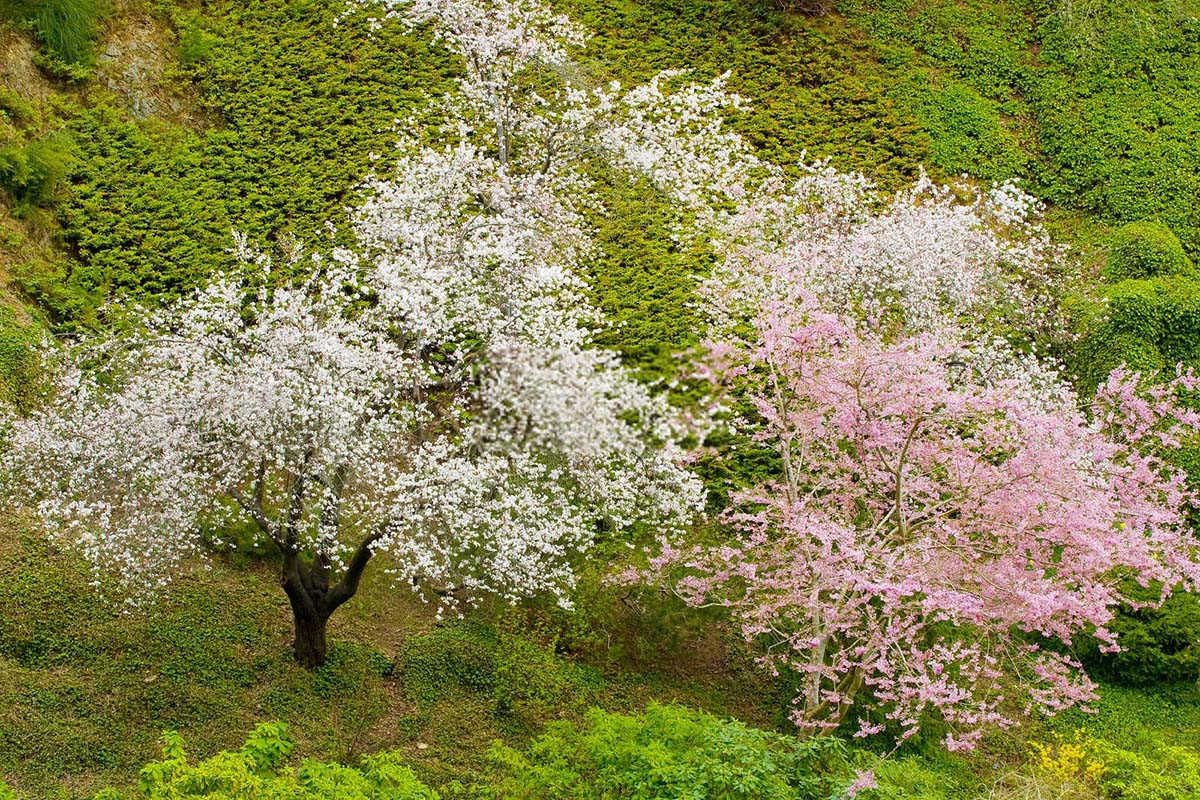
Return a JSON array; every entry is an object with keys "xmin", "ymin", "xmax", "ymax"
[{"xmin": 632, "ymin": 292, "xmax": 1200, "ymax": 750}]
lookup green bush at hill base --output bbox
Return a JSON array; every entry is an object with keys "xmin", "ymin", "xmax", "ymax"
[
  {"xmin": 1077, "ymin": 582, "xmax": 1200, "ymax": 687},
  {"xmin": 476, "ymin": 703, "xmax": 852, "ymax": 800},
  {"xmin": 1104, "ymin": 221, "xmax": 1197, "ymax": 282},
  {"xmin": 89, "ymin": 723, "xmax": 438, "ymax": 800},
  {"xmin": 1071, "ymin": 275, "xmax": 1200, "ymax": 392},
  {"xmin": 399, "ymin": 620, "xmax": 602, "ymax": 720}
]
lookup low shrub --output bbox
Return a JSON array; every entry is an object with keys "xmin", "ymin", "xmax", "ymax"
[
  {"xmin": 1090, "ymin": 738, "xmax": 1200, "ymax": 800},
  {"xmin": 91, "ymin": 722, "xmax": 439, "ymax": 799},
  {"xmin": 0, "ymin": 132, "xmax": 75, "ymax": 210},
  {"xmin": 1077, "ymin": 583, "xmax": 1200, "ymax": 687},
  {"xmin": 0, "ymin": 88, "xmax": 35, "ymax": 126},
  {"xmin": 479, "ymin": 703, "xmax": 852, "ymax": 800},
  {"xmin": 399, "ymin": 620, "xmax": 598, "ymax": 719},
  {"xmin": 0, "ymin": 309, "xmax": 42, "ymax": 411},
  {"xmin": 863, "ymin": 755, "xmax": 968, "ymax": 800},
  {"xmin": 400, "ymin": 622, "xmax": 500, "ymax": 704},
  {"xmin": 907, "ymin": 78, "xmax": 1028, "ymax": 182},
  {"xmin": 1105, "ymin": 222, "xmax": 1196, "ymax": 282}
]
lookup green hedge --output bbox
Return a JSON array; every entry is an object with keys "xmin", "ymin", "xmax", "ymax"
[
  {"xmin": 1105, "ymin": 221, "xmax": 1196, "ymax": 282},
  {"xmin": 1072, "ymin": 275, "xmax": 1200, "ymax": 392}
]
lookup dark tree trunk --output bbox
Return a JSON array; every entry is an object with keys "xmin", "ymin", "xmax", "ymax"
[
  {"xmin": 278, "ymin": 531, "xmax": 380, "ymax": 669},
  {"xmin": 291, "ymin": 605, "xmax": 330, "ymax": 669}
]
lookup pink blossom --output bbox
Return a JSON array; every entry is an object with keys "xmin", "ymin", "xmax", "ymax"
[
  {"xmin": 846, "ymin": 769, "xmax": 878, "ymax": 797},
  {"xmin": 633, "ymin": 292, "xmax": 1200, "ymax": 749}
]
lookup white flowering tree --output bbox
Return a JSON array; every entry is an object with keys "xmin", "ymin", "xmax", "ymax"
[{"xmin": 0, "ymin": 0, "xmax": 707, "ymax": 668}]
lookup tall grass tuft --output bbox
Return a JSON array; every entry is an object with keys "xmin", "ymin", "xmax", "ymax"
[
  {"xmin": 0, "ymin": 0, "xmax": 104, "ymax": 73},
  {"xmin": 31, "ymin": 0, "xmax": 102, "ymax": 69}
]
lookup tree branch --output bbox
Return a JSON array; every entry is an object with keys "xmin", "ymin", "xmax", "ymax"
[{"xmin": 325, "ymin": 529, "xmax": 383, "ymax": 612}]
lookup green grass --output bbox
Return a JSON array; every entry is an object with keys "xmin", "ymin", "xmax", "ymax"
[
  {"xmin": 2, "ymin": 512, "xmax": 1198, "ymax": 798},
  {"xmin": 0, "ymin": 0, "xmax": 107, "ymax": 78},
  {"xmin": 0, "ymin": 518, "xmax": 782, "ymax": 798}
]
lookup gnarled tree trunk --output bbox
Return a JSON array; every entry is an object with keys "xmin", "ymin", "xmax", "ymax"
[
  {"xmin": 279, "ymin": 532, "xmax": 379, "ymax": 668},
  {"xmin": 289, "ymin": 600, "xmax": 331, "ymax": 669}
]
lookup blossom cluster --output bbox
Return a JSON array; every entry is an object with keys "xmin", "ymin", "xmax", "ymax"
[
  {"xmin": 635, "ymin": 292, "xmax": 1200, "ymax": 749},
  {"xmin": 2, "ymin": 0, "xmax": 710, "ymax": 609}
]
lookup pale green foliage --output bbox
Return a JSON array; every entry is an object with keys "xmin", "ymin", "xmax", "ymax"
[
  {"xmin": 1090, "ymin": 739, "xmax": 1200, "ymax": 800},
  {"xmin": 94, "ymin": 723, "xmax": 438, "ymax": 800},
  {"xmin": 480, "ymin": 703, "xmax": 852, "ymax": 800}
]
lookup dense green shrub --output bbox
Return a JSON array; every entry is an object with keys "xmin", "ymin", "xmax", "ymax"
[
  {"xmin": 399, "ymin": 621, "xmax": 599, "ymax": 718},
  {"xmin": 904, "ymin": 77, "xmax": 1029, "ymax": 182},
  {"xmin": 479, "ymin": 703, "xmax": 852, "ymax": 800},
  {"xmin": 91, "ymin": 722, "xmax": 439, "ymax": 799},
  {"xmin": 583, "ymin": 169, "xmax": 710, "ymax": 380},
  {"xmin": 0, "ymin": 88, "xmax": 35, "ymax": 127},
  {"xmin": 1031, "ymin": 0, "xmax": 1200, "ymax": 254},
  {"xmin": 1113, "ymin": 278, "xmax": 1200, "ymax": 363},
  {"xmin": 1091, "ymin": 739, "xmax": 1200, "ymax": 800},
  {"xmin": 1052, "ymin": 682, "xmax": 1200, "ymax": 755},
  {"xmin": 1105, "ymin": 221, "xmax": 1196, "ymax": 281},
  {"xmin": 0, "ymin": 131, "xmax": 74, "ymax": 210},
  {"xmin": 563, "ymin": 0, "xmax": 929, "ymax": 188},
  {"xmin": 490, "ymin": 634, "xmax": 576, "ymax": 717},
  {"xmin": 1072, "ymin": 274, "xmax": 1200, "ymax": 392},
  {"xmin": 1077, "ymin": 583, "xmax": 1200, "ymax": 687},
  {"xmin": 1071, "ymin": 329, "xmax": 1165, "ymax": 395}
]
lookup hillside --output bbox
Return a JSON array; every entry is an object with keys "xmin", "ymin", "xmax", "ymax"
[{"xmin": 2, "ymin": 1, "xmax": 1200, "ymax": 799}]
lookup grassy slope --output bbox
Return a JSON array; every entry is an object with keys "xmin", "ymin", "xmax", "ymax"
[
  {"xmin": 0, "ymin": 518, "xmax": 782, "ymax": 798},
  {"xmin": 1, "ymin": 0, "xmax": 1200, "ymax": 797}
]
